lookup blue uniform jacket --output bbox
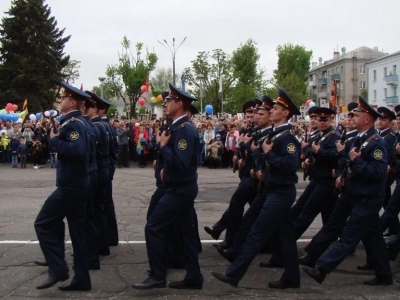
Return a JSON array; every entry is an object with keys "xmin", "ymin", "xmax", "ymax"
[
  {"xmin": 345, "ymin": 127, "xmax": 387, "ymax": 198},
  {"xmin": 159, "ymin": 115, "xmax": 199, "ymax": 188},
  {"xmin": 337, "ymin": 130, "xmax": 358, "ymax": 176},
  {"xmin": 101, "ymin": 117, "xmax": 118, "ymax": 167},
  {"xmin": 380, "ymin": 128, "xmax": 396, "ymax": 166},
  {"xmin": 253, "ymin": 127, "xmax": 273, "ymax": 171},
  {"xmin": 49, "ymin": 110, "xmax": 90, "ymax": 191},
  {"xmin": 83, "ymin": 116, "xmax": 98, "ymax": 176},
  {"xmin": 263, "ymin": 124, "xmax": 300, "ymax": 187},
  {"xmin": 92, "ymin": 116, "xmax": 110, "ymax": 184}
]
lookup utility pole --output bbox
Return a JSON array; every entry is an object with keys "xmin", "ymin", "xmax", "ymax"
[
  {"xmin": 98, "ymin": 77, "xmax": 106, "ymax": 98},
  {"xmin": 157, "ymin": 37, "xmax": 187, "ymax": 85}
]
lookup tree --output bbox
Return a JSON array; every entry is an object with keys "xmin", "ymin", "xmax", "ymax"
[
  {"xmin": 183, "ymin": 49, "xmax": 235, "ymax": 114},
  {"xmin": 0, "ymin": 0, "xmax": 70, "ymax": 111},
  {"xmin": 105, "ymin": 36, "xmax": 158, "ymax": 117},
  {"xmin": 151, "ymin": 67, "xmax": 179, "ymax": 91},
  {"xmin": 273, "ymin": 43, "xmax": 313, "ymax": 106},
  {"xmin": 91, "ymin": 81, "xmax": 115, "ymax": 101},
  {"xmin": 62, "ymin": 59, "xmax": 81, "ymax": 83}
]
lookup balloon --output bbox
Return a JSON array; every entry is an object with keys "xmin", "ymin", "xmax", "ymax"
[
  {"xmin": 52, "ymin": 110, "xmax": 58, "ymax": 116},
  {"xmin": 305, "ymin": 99, "xmax": 312, "ymax": 106},
  {"xmin": 29, "ymin": 114, "xmax": 36, "ymax": 121},
  {"xmin": 17, "ymin": 118, "xmax": 22, "ymax": 123},
  {"xmin": 205, "ymin": 104, "xmax": 213, "ymax": 115},
  {"xmin": 140, "ymin": 85, "xmax": 147, "ymax": 93},
  {"xmin": 138, "ymin": 98, "xmax": 146, "ymax": 106},
  {"xmin": 11, "ymin": 115, "xmax": 18, "ymax": 122},
  {"xmin": 309, "ymin": 101, "xmax": 316, "ymax": 108},
  {"xmin": 50, "ymin": 110, "xmax": 55, "ymax": 115},
  {"xmin": 44, "ymin": 111, "xmax": 50, "ymax": 117},
  {"xmin": 0, "ymin": 114, "xmax": 4, "ymax": 120},
  {"xmin": 150, "ymin": 97, "xmax": 157, "ymax": 103},
  {"xmin": 56, "ymin": 116, "xmax": 62, "ymax": 122},
  {"xmin": 5, "ymin": 103, "xmax": 13, "ymax": 112},
  {"xmin": 11, "ymin": 104, "xmax": 18, "ymax": 111},
  {"xmin": 4, "ymin": 114, "xmax": 12, "ymax": 121},
  {"xmin": 156, "ymin": 95, "xmax": 163, "ymax": 102},
  {"xmin": 35, "ymin": 113, "xmax": 41, "ymax": 120}
]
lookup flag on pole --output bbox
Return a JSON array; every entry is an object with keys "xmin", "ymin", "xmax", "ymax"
[
  {"xmin": 330, "ymin": 80, "xmax": 337, "ymax": 109},
  {"xmin": 80, "ymin": 83, "xmax": 83, "ymax": 91},
  {"xmin": 20, "ymin": 99, "xmax": 28, "ymax": 121},
  {"xmin": 145, "ymin": 76, "xmax": 150, "ymax": 90},
  {"xmin": 181, "ymin": 74, "xmax": 186, "ymax": 91}
]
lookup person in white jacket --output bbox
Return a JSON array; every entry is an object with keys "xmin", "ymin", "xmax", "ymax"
[{"xmin": 203, "ymin": 123, "xmax": 215, "ymax": 153}]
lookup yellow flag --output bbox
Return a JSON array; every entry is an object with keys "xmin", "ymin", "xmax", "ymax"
[{"xmin": 19, "ymin": 99, "xmax": 28, "ymax": 121}]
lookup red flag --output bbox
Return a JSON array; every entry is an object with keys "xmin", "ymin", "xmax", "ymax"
[
  {"xmin": 80, "ymin": 83, "xmax": 83, "ymax": 91},
  {"xmin": 330, "ymin": 80, "xmax": 337, "ymax": 109}
]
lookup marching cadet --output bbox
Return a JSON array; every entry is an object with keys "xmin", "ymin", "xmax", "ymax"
[
  {"xmin": 85, "ymin": 91, "xmax": 111, "ymax": 269},
  {"xmin": 34, "ymin": 81, "xmax": 91, "ymax": 291},
  {"xmin": 215, "ymin": 95, "xmax": 274, "ymax": 262},
  {"xmin": 211, "ymin": 89, "xmax": 302, "ymax": 289},
  {"xmin": 376, "ymin": 107, "xmax": 398, "ymax": 236},
  {"xmin": 298, "ymin": 102, "xmax": 359, "ymax": 268},
  {"xmin": 97, "ymin": 98, "xmax": 119, "ymax": 249},
  {"xmin": 290, "ymin": 106, "xmax": 320, "ymax": 220},
  {"xmin": 303, "ymin": 96, "xmax": 393, "ymax": 286},
  {"xmin": 204, "ymin": 101, "xmax": 257, "ymax": 249},
  {"xmin": 132, "ymin": 84, "xmax": 203, "ymax": 290}
]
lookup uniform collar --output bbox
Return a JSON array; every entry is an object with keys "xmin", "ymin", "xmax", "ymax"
[
  {"xmin": 311, "ymin": 129, "xmax": 319, "ymax": 136},
  {"xmin": 261, "ymin": 125, "xmax": 273, "ymax": 132},
  {"xmin": 172, "ymin": 114, "xmax": 188, "ymax": 125},
  {"xmin": 170, "ymin": 115, "xmax": 189, "ymax": 130},
  {"xmin": 60, "ymin": 110, "xmax": 81, "ymax": 124},
  {"xmin": 379, "ymin": 128, "xmax": 390, "ymax": 135}
]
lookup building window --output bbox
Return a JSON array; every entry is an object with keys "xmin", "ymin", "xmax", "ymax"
[
  {"xmin": 384, "ymin": 88, "xmax": 387, "ymax": 98},
  {"xmin": 359, "ymin": 81, "xmax": 366, "ymax": 89},
  {"xmin": 373, "ymin": 90, "xmax": 377, "ymax": 100},
  {"xmin": 394, "ymin": 65, "xmax": 397, "ymax": 75},
  {"xmin": 373, "ymin": 70, "xmax": 377, "ymax": 81},
  {"xmin": 384, "ymin": 67, "xmax": 387, "ymax": 77},
  {"xmin": 395, "ymin": 86, "xmax": 397, "ymax": 97},
  {"xmin": 360, "ymin": 65, "xmax": 365, "ymax": 74},
  {"xmin": 336, "ymin": 67, "xmax": 339, "ymax": 74}
]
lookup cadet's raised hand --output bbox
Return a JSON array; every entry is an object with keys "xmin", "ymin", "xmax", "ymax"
[
  {"xmin": 262, "ymin": 140, "xmax": 273, "ymax": 153},
  {"xmin": 349, "ymin": 147, "xmax": 361, "ymax": 161},
  {"xmin": 159, "ymin": 131, "xmax": 171, "ymax": 148},
  {"xmin": 311, "ymin": 142, "xmax": 320, "ymax": 154}
]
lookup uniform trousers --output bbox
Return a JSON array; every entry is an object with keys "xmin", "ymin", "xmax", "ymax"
[
  {"xmin": 105, "ymin": 165, "xmax": 119, "ymax": 246},
  {"xmin": 34, "ymin": 188, "xmax": 91, "ymax": 287},
  {"xmin": 290, "ymin": 179, "xmax": 317, "ymax": 221},
  {"xmin": 380, "ymin": 182, "xmax": 400, "ymax": 234},
  {"xmin": 145, "ymin": 185, "xmax": 203, "ymax": 282},
  {"xmin": 317, "ymin": 196, "xmax": 391, "ymax": 279},
  {"xmin": 226, "ymin": 185, "xmax": 300, "ymax": 285}
]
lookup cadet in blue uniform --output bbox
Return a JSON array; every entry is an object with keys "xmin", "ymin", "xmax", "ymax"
[
  {"xmin": 85, "ymin": 91, "xmax": 111, "ymax": 268},
  {"xmin": 34, "ymin": 81, "xmax": 91, "ymax": 291},
  {"xmin": 303, "ymin": 97, "xmax": 393, "ymax": 286},
  {"xmin": 211, "ymin": 89, "xmax": 301, "ymax": 289},
  {"xmin": 298, "ymin": 102, "xmax": 359, "ymax": 267},
  {"xmin": 97, "ymin": 99, "xmax": 119, "ymax": 248},
  {"xmin": 215, "ymin": 96, "xmax": 275, "ymax": 262},
  {"xmin": 204, "ymin": 101, "xmax": 257, "ymax": 249},
  {"xmin": 132, "ymin": 84, "xmax": 203, "ymax": 290}
]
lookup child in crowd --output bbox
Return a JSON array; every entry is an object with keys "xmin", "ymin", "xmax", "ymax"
[
  {"xmin": 30, "ymin": 138, "xmax": 43, "ymax": 169},
  {"xmin": 9, "ymin": 133, "xmax": 19, "ymax": 168},
  {"xmin": 17, "ymin": 137, "xmax": 28, "ymax": 169},
  {"xmin": 0, "ymin": 131, "xmax": 10, "ymax": 165}
]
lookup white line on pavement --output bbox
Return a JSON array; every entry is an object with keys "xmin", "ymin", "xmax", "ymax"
[{"xmin": 0, "ymin": 239, "xmax": 313, "ymax": 244}]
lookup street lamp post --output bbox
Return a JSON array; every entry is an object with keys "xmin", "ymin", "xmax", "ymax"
[
  {"xmin": 157, "ymin": 37, "xmax": 187, "ymax": 86},
  {"xmin": 98, "ymin": 77, "xmax": 106, "ymax": 98},
  {"xmin": 197, "ymin": 74, "xmax": 204, "ymax": 114}
]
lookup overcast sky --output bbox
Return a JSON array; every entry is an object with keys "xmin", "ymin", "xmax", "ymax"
[{"xmin": 1, "ymin": 0, "xmax": 400, "ymax": 91}]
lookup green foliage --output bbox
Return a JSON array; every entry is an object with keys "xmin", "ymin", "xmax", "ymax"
[
  {"xmin": 62, "ymin": 59, "xmax": 81, "ymax": 83},
  {"xmin": 273, "ymin": 43, "xmax": 313, "ymax": 106},
  {"xmin": 105, "ymin": 36, "xmax": 158, "ymax": 117},
  {"xmin": 106, "ymin": 106, "xmax": 117, "ymax": 118},
  {"xmin": 0, "ymin": 0, "xmax": 70, "ymax": 111},
  {"xmin": 151, "ymin": 67, "xmax": 178, "ymax": 91},
  {"xmin": 360, "ymin": 88, "xmax": 368, "ymax": 101}
]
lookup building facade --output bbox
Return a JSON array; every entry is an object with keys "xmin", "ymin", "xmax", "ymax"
[
  {"xmin": 308, "ymin": 46, "xmax": 386, "ymax": 108},
  {"xmin": 366, "ymin": 50, "xmax": 400, "ymax": 108}
]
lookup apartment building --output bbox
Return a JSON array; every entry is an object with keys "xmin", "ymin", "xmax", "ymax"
[
  {"xmin": 308, "ymin": 46, "xmax": 386, "ymax": 108},
  {"xmin": 366, "ymin": 50, "xmax": 400, "ymax": 108}
]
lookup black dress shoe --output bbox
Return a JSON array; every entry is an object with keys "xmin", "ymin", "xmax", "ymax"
[
  {"xmin": 357, "ymin": 263, "xmax": 372, "ymax": 271},
  {"xmin": 204, "ymin": 226, "xmax": 221, "ymax": 240},
  {"xmin": 388, "ymin": 249, "xmax": 398, "ymax": 261},
  {"xmin": 364, "ymin": 276, "xmax": 393, "ymax": 286},
  {"xmin": 36, "ymin": 275, "xmax": 69, "ymax": 289},
  {"xmin": 34, "ymin": 259, "xmax": 48, "ymax": 267},
  {"xmin": 99, "ymin": 248, "xmax": 110, "ymax": 256},
  {"xmin": 383, "ymin": 231, "xmax": 397, "ymax": 237},
  {"xmin": 131, "ymin": 277, "xmax": 166, "ymax": 290},
  {"xmin": 215, "ymin": 246, "xmax": 234, "ymax": 263},
  {"xmin": 302, "ymin": 266, "xmax": 326, "ymax": 284},
  {"xmin": 259, "ymin": 261, "xmax": 284, "ymax": 268},
  {"xmin": 268, "ymin": 280, "xmax": 300, "ymax": 289},
  {"xmin": 59, "ymin": 279, "xmax": 91, "ymax": 291},
  {"xmin": 168, "ymin": 279, "xmax": 203, "ymax": 289},
  {"xmin": 88, "ymin": 262, "xmax": 100, "ymax": 270},
  {"xmin": 298, "ymin": 254, "xmax": 315, "ymax": 268},
  {"xmin": 211, "ymin": 271, "xmax": 238, "ymax": 287}
]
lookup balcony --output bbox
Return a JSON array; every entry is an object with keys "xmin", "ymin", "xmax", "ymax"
[
  {"xmin": 318, "ymin": 78, "xmax": 327, "ymax": 85},
  {"xmin": 318, "ymin": 91, "xmax": 327, "ymax": 98},
  {"xmin": 309, "ymin": 81, "xmax": 316, "ymax": 87},
  {"xmin": 386, "ymin": 75, "xmax": 398, "ymax": 85},
  {"xmin": 386, "ymin": 96, "xmax": 399, "ymax": 105},
  {"xmin": 331, "ymin": 73, "xmax": 341, "ymax": 81}
]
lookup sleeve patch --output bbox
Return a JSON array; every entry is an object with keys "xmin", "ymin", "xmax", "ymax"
[
  {"xmin": 373, "ymin": 149, "xmax": 383, "ymax": 160},
  {"xmin": 178, "ymin": 139, "xmax": 187, "ymax": 150},
  {"xmin": 70, "ymin": 131, "xmax": 79, "ymax": 141},
  {"xmin": 287, "ymin": 143, "xmax": 296, "ymax": 154}
]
